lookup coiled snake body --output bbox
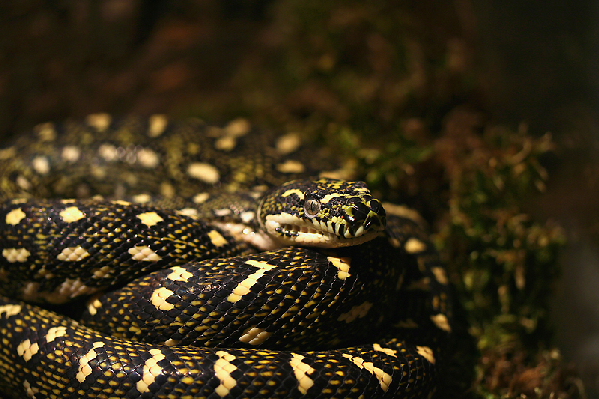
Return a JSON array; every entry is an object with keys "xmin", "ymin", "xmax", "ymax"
[{"xmin": 0, "ymin": 115, "xmax": 452, "ymax": 398}]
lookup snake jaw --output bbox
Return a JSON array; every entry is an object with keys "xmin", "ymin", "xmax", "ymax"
[{"xmin": 264, "ymin": 213, "xmax": 384, "ymax": 247}]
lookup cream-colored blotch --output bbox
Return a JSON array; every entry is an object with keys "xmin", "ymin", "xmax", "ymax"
[
  {"xmin": 290, "ymin": 353, "xmax": 315, "ymax": 394},
  {"xmin": 136, "ymin": 349, "xmax": 166, "ymax": 393},
  {"xmin": 214, "ymin": 351, "xmax": 238, "ymax": 397}
]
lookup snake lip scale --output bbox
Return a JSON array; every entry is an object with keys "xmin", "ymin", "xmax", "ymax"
[
  {"xmin": 0, "ymin": 114, "xmax": 452, "ymax": 399},
  {"xmin": 265, "ymin": 215, "xmax": 384, "ymax": 247}
]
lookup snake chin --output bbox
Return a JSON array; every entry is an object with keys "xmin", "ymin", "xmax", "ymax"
[{"xmin": 265, "ymin": 218, "xmax": 383, "ymax": 248}]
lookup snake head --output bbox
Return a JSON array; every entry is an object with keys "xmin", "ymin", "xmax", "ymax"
[{"xmin": 258, "ymin": 178, "xmax": 386, "ymax": 248}]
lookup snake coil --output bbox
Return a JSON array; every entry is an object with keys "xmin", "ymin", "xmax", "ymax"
[{"xmin": 0, "ymin": 115, "xmax": 452, "ymax": 398}]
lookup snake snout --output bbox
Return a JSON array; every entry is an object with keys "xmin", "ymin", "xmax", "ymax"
[
  {"xmin": 351, "ymin": 199, "xmax": 386, "ymax": 233},
  {"xmin": 368, "ymin": 199, "xmax": 384, "ymax": 216},
  {"xmin": 364, "ymin": 214, "xmax": 385, "ymax": 232}
]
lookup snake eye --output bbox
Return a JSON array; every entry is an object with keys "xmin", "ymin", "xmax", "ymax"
[{"xmin": 303, "ymin": 198, "xmax": 321, "ymax": 218}]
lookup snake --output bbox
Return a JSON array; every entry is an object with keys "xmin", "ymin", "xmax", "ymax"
[{"xmin": 0, "ymin": 114, "xmax": 452, "ymax": 398}]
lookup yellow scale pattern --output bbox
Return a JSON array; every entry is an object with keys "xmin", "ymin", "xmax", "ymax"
[{"xmin": 0, "ymin": 115, "xmax": 452, "ymax": 398}]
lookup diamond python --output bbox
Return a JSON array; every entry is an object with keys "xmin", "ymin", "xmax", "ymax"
[{"xmin": 0, "ymin": 115, "xmax": 452, "ymax": 398}]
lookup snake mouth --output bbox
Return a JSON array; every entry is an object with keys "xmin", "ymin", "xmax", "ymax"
[{"xmin": 264, "ymin": 213, "xmax": 384, "ymax": 248}]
